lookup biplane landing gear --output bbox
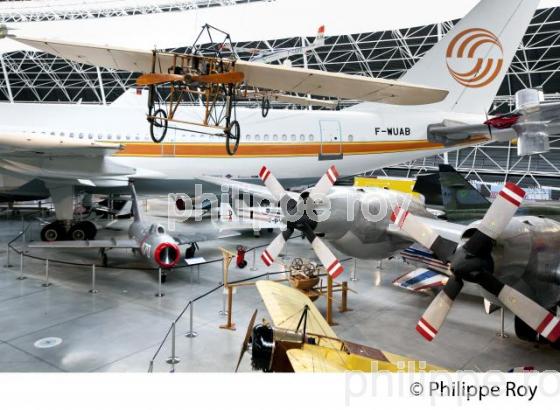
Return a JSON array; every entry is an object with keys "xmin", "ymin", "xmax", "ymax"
[
  {"xmin": 149, "ymin": 108, "xmax": 168, "ymax": 143},
  {"xmin": 261, "ymin": 97, "xmax": 270, "ymax": 118},
  {"xmin": 226, "ymin": 120, "xmax": 241, "ymax": 156}
]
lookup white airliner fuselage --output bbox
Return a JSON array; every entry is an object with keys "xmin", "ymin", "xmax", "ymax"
[{"xmin": 0, "ymin": 91, "xmax": 486, "ymax": 194}]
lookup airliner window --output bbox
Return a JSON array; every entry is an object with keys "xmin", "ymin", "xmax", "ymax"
[
  {"xmin": 97, "ymin": 134, "xmax": 102, "ymax": 140},
  {"xmin": 246, "ymin": 135, "xmax": 250, "ymax": 141},
  {"xmin": 255, "ymin": 135, "xmax": 260, "ymax": 141},
  {"xmin": 69, "ymin": 132, "xmax": 74, "ymax": 138},
  {"xmin": 108, "ymin": 134, "xmax": 112, "ymax": 140},
  {"xmin": 300, "ymin": 134, "xmax": 305, "ymax": 141},
  {"xmin": 348, "ymin": 135, "xmax": 354, "ymax": 142},
  {"xmin": 116, "ymin": 135, "xmax": 122, "ymax": 140},
  {"xmin": 308, "ymin": 134, "xmax": 314, "ymax": 141},
  {"xmin": 79, "ymin": 133, "xmax": 84, "ymax": 139},
  {"xmin": 264, "ymin": 134, "xmax": 270, "ymax": 141},
  {"xmin": 50, "ymin": 132, "xmax": 55, "ymax": 136},
  {"xmin": 126, "ymin": 135, "xmax": 130, "ymax": 140},
  {"xmin": 290, "ymin": 134, "xmax": 296, "ymax": 141},
  {"xmin": 88, "ymin": 133, "xmax": 93, "ymax": 139},
  {"xmin": 282, "ymin": 134, "xmax": 287, "ymax": 141},
  {"xmin": 273, "ymin": 134, "xmax": 278, "ymax": 141}
]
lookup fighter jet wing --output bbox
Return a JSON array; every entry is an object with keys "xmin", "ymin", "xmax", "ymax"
[
  {"xmin": 11, "ymin": 36, "xmax": 448, "ymax": 105},
  {"xmin": 27, "ymin": 239, "xmax": 139, "ymax": 249},
  {"xmin": 171, "ymin": 230, "xmax": 240, "ymax": 245}
]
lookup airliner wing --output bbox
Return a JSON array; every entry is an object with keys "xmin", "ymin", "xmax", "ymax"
[{"xmin": 12, "ymin": 36, "xmax": 448, "ymax": 105}]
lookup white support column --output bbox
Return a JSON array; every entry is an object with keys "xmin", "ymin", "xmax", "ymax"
[
  {"xmin": 96, "ymin": 66, "xmax": 107, "ymax": 105},
  {"xmin": 0, "ymin": 54, "xmax": 14, "ymax": 104}
]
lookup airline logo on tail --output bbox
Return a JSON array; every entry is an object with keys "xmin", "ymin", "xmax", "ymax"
[{"xmin": 446, "ymin": 28, "xmax": 504, "ymax": 88}]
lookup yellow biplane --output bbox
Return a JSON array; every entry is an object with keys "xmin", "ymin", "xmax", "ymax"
[{"xmin": 235, "ymin": 281, "xmax": 446, "ymax": 373}]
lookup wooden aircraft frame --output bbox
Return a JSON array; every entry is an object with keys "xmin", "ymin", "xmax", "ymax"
[{"xmin": 141, "ymin": 49, "xmax": 244, "ymax": 155}]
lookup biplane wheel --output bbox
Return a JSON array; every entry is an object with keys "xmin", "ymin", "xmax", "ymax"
[
  {"xmin": 226, "ymin": 120, "xmax": 241, "ymax": 156},
  {"xmin": 150, "ymin": 108, "xmax": 168, "ymax": 143},
  {"xmin": 261, "ymin": 97, "xmax": 270, "ymax": 118}
]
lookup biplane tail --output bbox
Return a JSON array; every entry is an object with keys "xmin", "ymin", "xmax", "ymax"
[{"xmin": 401, "ymin": 0, "xmax": 539, "ymax": 114}]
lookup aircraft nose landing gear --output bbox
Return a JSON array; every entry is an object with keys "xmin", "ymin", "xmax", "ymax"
[{"xmin": 41, "ymin": 220, "xmax": 97, "ymax": 242}]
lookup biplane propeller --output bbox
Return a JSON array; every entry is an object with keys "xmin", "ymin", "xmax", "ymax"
[{"xmin": 391, "ymin": 182, "xmax": 560, "ymax": 343}]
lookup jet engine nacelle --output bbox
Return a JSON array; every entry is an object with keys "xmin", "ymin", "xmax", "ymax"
[
  {"xmin": 130, "ymin": 222, "xmax": 181, "ymax": 269},
  {"xmin": 513, "ymin": 89, "xmax": 550, "ymax": 157}
]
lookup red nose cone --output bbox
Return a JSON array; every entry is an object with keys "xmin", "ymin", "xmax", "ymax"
[{"xmin": 154, "ymin": 242, "xmax": 181, "ymax": 268}]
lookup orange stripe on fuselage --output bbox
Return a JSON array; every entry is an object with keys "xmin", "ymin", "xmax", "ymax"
[{"xmin": 114, "ymin": 137, "xmax": 490, "ymax": 158}]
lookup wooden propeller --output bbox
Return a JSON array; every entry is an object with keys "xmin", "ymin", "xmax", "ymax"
[{"xmin": 137, "ymin": 71, "xmax": 245, "ymax": 86}]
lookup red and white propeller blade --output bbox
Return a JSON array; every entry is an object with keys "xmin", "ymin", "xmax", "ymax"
[
  {"xmin": 259, "ymin": 166, "xmax": 288, "ymax": 202},
  {"xmin": 311, "ymin": 236, "xmax": 343, "ymax": 279},
  {"xmin": 309, "ymin": 165, "xmax": 339, "ymax": 197},
  {"xmin": 391, "ymin": 206, "xmax": 457, "ymax": 262},
  {"xmin": 498, "ymin": 286, "xmax": 560, "ymax": 343},
  {"xmin": 260, "ymin": 232, "xmax": 288, "ymax": 267},
  {"xmin": 417, "ymin": 278, "xmax": 463, "ymax": 341},
  {"xmin": 477, "ymin": 182, "xmax": 525, "ymax": 240}
]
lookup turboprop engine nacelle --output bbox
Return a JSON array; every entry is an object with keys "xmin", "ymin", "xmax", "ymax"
[
  {"xmin": 513, "ymin": 89, "xmax": 550, "ymax": 157},
  {"xmin": 463, "ymin": 216, "xmax": 560, "ymax": 308},
  {"xmin": 130, "ymin": 222, "xmax": 181, "ymax": 269}
]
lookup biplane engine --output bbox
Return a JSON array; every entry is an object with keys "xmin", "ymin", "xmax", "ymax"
[
  {"xmin": 513, "ymin": 89, "xmax": 550, "ymax": 157},
  {"xmin": 250, "ymin": 323, "xmax": 303, "ymax": 372},
  {"xmin": 130, "ymin": 222, "xmax": 181, "ymax": 269},
  {"xmin": 251, "ymin": 323, "xmax": 274, "ymax": 372}
]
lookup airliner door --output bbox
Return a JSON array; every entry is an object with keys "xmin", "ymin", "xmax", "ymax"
[{"xmin": 319, "ymin": 120, "xmax": 343, "ymax": 160}]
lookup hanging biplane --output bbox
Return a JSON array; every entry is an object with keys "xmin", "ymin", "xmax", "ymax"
[
  {"xmin": 7, "ymin": 24, "xmax": 448, "ymax": 156},
  {"xmin": 235, "ymin": 281, "xmax": 446, "ymax": 372}
]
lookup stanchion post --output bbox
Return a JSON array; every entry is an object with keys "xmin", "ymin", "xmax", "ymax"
[
  {"xmin": 89, "ymin": 264, "xmax": 98, "ymax": 294},
  {"xmin": 250, "ymin": 248, "xmax": 257, "ymax": 271},
  {"xmin": 155, "ymin": 268, "xmax": 164, "ymax": 297},
  {"xmin": 219, "ymin": 286, "xmax": 236, "ymax": 331},
  {"xmin": 350, "ymin": 258, "xmax": 358, "ymax": 281},
  {"xmin": 4, "ymin": 244, "xmax": 12, "ymax": 268},
  {"xmin": 219, "ymin": 290, "xmax": 227, "ymax": 316},
  {"xmin": 185, "ymin": 302, "xmax": 198, "ymax": 338},
  {"xmin": 166, "ymin": 321, "xmax": 181, "ymax": 368},
  {"xmin": 21, "ymin": 215, "xmax": 25, "ymax": 244},
  {"xmin": 42, "ymin": 259, "xmax": 51, "ymax": 287},
  {"xmin": 17, "ymin": 252, "xmax": 26, "ymax": 280},
  {"xmin": 497, "ymin": 308, "xmax": 509, "ymax": 339}
]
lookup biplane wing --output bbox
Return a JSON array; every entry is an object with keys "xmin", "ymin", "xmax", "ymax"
[
  {"xmin": 12, "ymin": 36, "xmax": 448, "ymax": 105},
  {"xmin": 256, "ymin": 280, "xmax": 337, "ymax": 340}
]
